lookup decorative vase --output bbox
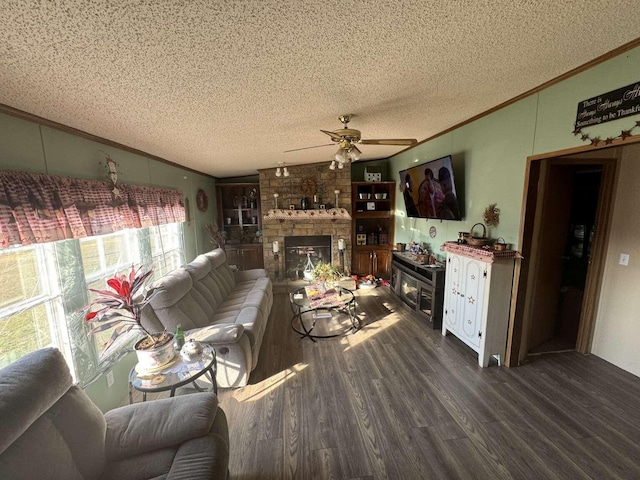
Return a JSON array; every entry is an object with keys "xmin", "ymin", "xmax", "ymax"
[{"xmin": 134, "ymin": 333, "xmax": 175, "ymax": 371}]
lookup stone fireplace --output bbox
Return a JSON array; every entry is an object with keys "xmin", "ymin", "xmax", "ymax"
[{"xmin": 258, "ymin": 162, "xmax": 352, "ymax": 280}]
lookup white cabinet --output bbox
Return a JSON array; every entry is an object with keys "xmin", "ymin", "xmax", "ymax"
[{"xmin": 442, "ymin": 251, "xmax": 515, "ymax": 367}]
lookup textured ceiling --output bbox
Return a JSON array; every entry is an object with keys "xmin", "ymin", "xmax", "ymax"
[{"xmin": 1, "ymin": 1, "xmax": 640, "ymax": 177}]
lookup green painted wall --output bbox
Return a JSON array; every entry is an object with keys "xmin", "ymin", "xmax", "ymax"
[
  {"xmin": 389, "ymin": 46, "xmax": 640, "ymax": 375},
  {"xmin": 0, "ymin": 112, "xmax": 217, "ymax": 410}
]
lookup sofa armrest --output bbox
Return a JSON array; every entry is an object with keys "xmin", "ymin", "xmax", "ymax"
[
  {"xmin": 234, "ymin": 268, "xmax": 267, "ymax": 282},
  {"xmin": 104, "ymin": 393, "xmax": 218, "ymax": 460},
  {"xmin": 167, "ymin": 434, "xmax": 229, "ymax": 480},
  {"xmin": 186, "ymin": 323, "xmax": 245, "ymax": 345}
]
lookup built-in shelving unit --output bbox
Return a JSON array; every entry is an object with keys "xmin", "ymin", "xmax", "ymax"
[{"xmin": 351, "ymin": 182, "xmax": 395, "ymax": 278}]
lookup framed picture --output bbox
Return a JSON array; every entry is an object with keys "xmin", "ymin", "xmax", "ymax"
[
  {"xmin": 366, "ymin": 202, "xmax": 376, "ymax": 211},
  {"xmin": 289, "ymin": 204, "xmax": 296, "ymax": 210},
  {"xmin": 356, "ymin": 233, "xmax": 366, "ymax": 245}
]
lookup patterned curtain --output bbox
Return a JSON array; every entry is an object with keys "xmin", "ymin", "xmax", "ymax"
[{"xmin": 0, "ymin": 170, "xmax": 185, "ymax": 249}]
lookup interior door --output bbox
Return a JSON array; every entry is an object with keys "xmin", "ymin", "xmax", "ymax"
[{"xmin": 527, "ymin": 164, "xmax": 575, "ymax": 349}]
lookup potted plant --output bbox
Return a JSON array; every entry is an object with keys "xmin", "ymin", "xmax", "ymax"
[
  {"xmin": 311, "ymin": 262, "xmax": 344, "ymax": 288},
  {"xmin": 84, "ymin": 265, "xmax": 174, "ymax": 371}
]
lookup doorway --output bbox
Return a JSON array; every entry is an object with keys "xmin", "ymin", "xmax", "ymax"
[
  {"xmin": 509, "ymin": 151, "xmax": 619, "ymax": 365},
  {"xmin": 527, "ymin": 164, "xmax": 602, "ymax": 355}
]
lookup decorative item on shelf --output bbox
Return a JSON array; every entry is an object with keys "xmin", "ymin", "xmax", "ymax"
[
  {"xmin": 374, "ymin": 193, "xmax": 387, "ymax": 199},
  {"xmin": 356, "ymin": 233, "xmax": 366, "ymax": 245},
  {"xmin": 493, "ymin": 237, "xmax": 509, "ymax": 251},
  {"xmin": 84, "ymin": 266, "xmax": 174, "ymax": 372},
  {"xmin": 366, "ymin": 202, "xmax": 376, "ymax": 211},
  {"xmin": 248, "ymin": 188, "xmax": 258, "ymax": 209},
  {"xmin": 196, "ymin": 189, "xmax": 208, "ymax": 212},
  {"xmin": 378, "ymin": 229, "xmax": 389, "ymax": 245},
  {"xmin": 396, "ymin": 242, "xmax": 406, "ymax": 252},
  {"xmin": 300, "ymin": 178, "xmax": 316, "ymax": 199},
  {"xmin": 254, "ymin": 230, "xmax": 262, "ymax": 243},
  {"xmin": 466, "ymin": 223, "xmax": 490, "ymax": 246},
  {"xmin": 483, "ymin": 203, "xmax": 500, "ymax": 227},
  {"xmin": 364, "ymin": 166, "xmax": 382, "ymax": 182},
  {"xmin": 301, "ymin": 197, "xmax": 310, "ymax": 210},
  {"xmin": 289, "ymin": 204, "xmax": 296, "ymax": 210},
  {"xmin": 204, "ymin": 223, "xmax": 227, "ymax": 248},
  {"xmin": 457, "ymin": 231, "xmax": 469, "ymax": 244}
]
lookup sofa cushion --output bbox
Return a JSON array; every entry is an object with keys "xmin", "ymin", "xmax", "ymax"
[
  {"xmin": 0, "ymin": 349, "xmax": 107, "ymax": 479},
  {"xmin": 0, "ymin": 347, "xmax": 73, "ymax": 455},
  {"xmin": 185, "ymin": 255, "xmax": 220, "ymax": 314},
  {"xmin": 104, "ymin": 393, "xmax": 218, "ymax": 460}
]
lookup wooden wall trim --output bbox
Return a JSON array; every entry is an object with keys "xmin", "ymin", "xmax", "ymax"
[
  {"xmin": 390, "ymin": 37, "xmax": 640, "ymax": 159},
  {"xmin": 0, "ymin": 103, "xmax": 215, "ymax": 179}
]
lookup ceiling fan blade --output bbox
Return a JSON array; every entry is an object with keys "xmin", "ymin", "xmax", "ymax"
[
  {"xmin": 320, "ymin": 129, "xmax": 343, "ymax": 141},
  {"xmin": 359, "ymin": 138, "xmax": 418, "ymax": 146},
  {"xmin": 283, "ymin": 143, "xmax": 334, "ymax": 153}
]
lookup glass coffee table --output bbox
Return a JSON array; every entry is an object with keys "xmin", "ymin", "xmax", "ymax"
[
  {"xmin": 128, "ymin": 344, "xmax": 217, "ymax": 402},
  {"xmin": 290, "ymin": 284, "xmax": 357, "ymax": 341}
]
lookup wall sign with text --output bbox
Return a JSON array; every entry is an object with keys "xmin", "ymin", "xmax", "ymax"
[{"xmin": 574, "ymin": 81, "xmax": 640, "ymax": 130}]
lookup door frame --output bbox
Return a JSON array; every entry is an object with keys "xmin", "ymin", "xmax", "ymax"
[{"xmin": 505, "ymin": 137, "xmax": 640, "ymax": 366}]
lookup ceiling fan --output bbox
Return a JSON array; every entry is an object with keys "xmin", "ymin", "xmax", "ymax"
[{"xmin": 284, "ymin": 114, "xmax": 418, "ymax": 168}]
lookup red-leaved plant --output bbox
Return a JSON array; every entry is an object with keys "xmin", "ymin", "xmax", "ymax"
[{"xmin": 85, "ymin": 265, "xmax": 161, "ymax": 351}]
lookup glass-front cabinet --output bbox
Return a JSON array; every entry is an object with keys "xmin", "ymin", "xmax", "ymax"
[
  {"xmin": 391, "ymin": 252, "xmax": 445, "ymax": 330},
  {"xmin": 215, "ymin": 183, "xmax": 264, "ymax": 270}
]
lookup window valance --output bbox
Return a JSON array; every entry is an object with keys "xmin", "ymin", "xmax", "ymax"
[{"xmin": 0, "ymin": 170, "xmax": 185, "ymax": 249}]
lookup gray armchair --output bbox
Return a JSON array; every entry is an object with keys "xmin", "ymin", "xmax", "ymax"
[{"xmin": 0, "ymin": 348, "xmax": 229, "ymax": 479}]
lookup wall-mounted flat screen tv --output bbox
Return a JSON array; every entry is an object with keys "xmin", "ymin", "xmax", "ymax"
[{"xmin": 399, "ymin": 155, "xmax": 462, "ymax": 220}]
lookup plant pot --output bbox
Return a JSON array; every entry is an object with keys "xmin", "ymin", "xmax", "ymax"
[{"xmin": 134, "ymin": 333, "xmax": 175, "ymax": 372}]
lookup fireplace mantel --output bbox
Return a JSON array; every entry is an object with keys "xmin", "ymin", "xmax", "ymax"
[{"xmin": 262, "ymin": 208, "xmax": 351, "ymax": 222}]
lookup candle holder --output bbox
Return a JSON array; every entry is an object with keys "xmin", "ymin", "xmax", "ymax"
[
  {"xmin": 273, "ymin": 192, "xmax": 279, "ymax": 209},
  {"xmin": 272, "ymin": 240, "xmax": 280, "ymax": 280},
  {"xmin": 274, "ymin": 251, "xmax": 280, "ymax": 280},
  {"xmin": 338, "ymin": 238, "xmax": 346, "ymax": 274},
  {"xmin": 334, "ymin": 189, "xmax": 340, "ymax": 208}
]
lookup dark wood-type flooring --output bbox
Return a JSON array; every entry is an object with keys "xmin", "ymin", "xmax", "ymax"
[{"xmin": 133, "ymin": 285, "xmax": 640, "ymax": 479}]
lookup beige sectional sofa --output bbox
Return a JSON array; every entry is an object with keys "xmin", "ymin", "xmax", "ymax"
[{"xmin": 142, "ymin": 248, "xmax": 273, "ymax": 388}]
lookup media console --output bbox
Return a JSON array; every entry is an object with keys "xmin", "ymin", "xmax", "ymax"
[{"xmin": 390, "ymin": 252, "xmax": 446, "ymax": 329}]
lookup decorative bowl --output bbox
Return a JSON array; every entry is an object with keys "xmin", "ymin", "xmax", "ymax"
[{"xmin": 374, "ymin": 193, "xmax": 387, "ymax": 199}]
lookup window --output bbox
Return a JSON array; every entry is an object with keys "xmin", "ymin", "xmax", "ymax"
[
  {"xmin": 149, "ymin": 223, "xmax": 185, "ymax": 278},
  {"xmin": 80, "ymin": 230, "xmax": 142, "ymax": 357},
  {"xmin": 0, "ymin": 244, "xmax": 70, "ymax": 370},
  {"xmin": 0, "ymin": 223, "xmax": 185, "ymax": 382}
]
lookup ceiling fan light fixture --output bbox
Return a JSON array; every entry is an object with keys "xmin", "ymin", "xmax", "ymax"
[
  {"xmin": 337, "ymin": 161, "xmax": 344, "ymax": 169},
  {"xmin": 335, "ymin": 147, "xmax": 348, "ymax": 163},
  {"xmin": 329, "ymin": 160, "xmax": 336, "ymax": 170},
  {"xmin": 283, "ymin": 167, "xmax": 289, "ymax": 177},
  {"xmin": 348, "ymin": 145, "xmax": 361, "ymax": 161},
  {"xmin": 275, "ymin": 167, "xmax": 281, "ymax": 177}
]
